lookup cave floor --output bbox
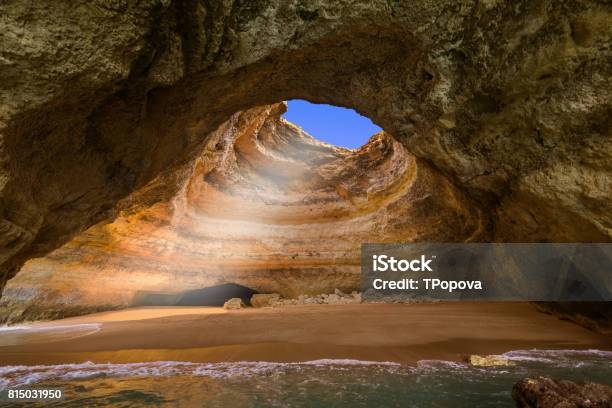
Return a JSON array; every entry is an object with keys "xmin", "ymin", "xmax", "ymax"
[{"xmin": 0, "ymin": 302, "xmax": 609, "ymax": 366}]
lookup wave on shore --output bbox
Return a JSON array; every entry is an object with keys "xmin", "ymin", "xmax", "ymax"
[
  {"xmin": 1, "ymin": 349, "xmax": 610, "ymax": 391},
  {"xmin": 502, "ymin": 349, "xmax": 612, "ymax": 363},
  {"xmin": 0, "ymin": 359, "xmax": 401, "ymax": 390}
]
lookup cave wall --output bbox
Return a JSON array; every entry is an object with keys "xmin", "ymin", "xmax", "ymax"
[
  {"xmin": 0, "ymin": 0, "xmax": 610, "ymax": 297},
  {"xmin": 1, "ymin": 104, "xmax": 486, "ymax": 322}
]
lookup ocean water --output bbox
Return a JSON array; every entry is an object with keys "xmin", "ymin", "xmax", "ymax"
[{"xmin": 0, "ymin": 350, "xmax": 610, "ymax": 407}]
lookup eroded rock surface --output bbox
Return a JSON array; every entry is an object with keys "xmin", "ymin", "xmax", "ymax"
[
  {"xmin": 469, "ymin": 354, "xmax": 515, "ymax": 367},
  {"xmin": 1, "ymin": 105, "xmax": 485, "ymax": 322},
  {"xmin": 512, "ymin": 377, "xmax": 612, "ymax": 408},
  {"xmin": 223, "ymin": 298, "xmax": 245, "ymax": 310},
  {"xmin": 0, "ymin": 2, "xmax": 610, "ymax": 329},
  {"xmin": 1, "ymin": 1, "xmax": 611, "ymax": 297},
  {"xmin": 250, "ymin": 294, "xmax": 281, "ymax": 308}
]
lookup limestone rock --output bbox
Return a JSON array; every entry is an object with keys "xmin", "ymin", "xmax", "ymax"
[
  {"xmin": 0, "ymin": 106, "xmax": 484, "ymax": 322},
  {"xmin": 512, "ymin": 377, "xmax": 612, "ymax": 408},
  {"xmin": 223, "ymin": 298, "xmax": 245, "ymax": 310},
  {"xmin": 334, "ymin": 288, "xmax": 349, "ymax": 298},
  {"xmin": 250, "ymin": 294, "xmax": 281, "ymax": 308},
  {"xmin": 325, "ymin": 294, "xmax": 341, "ymax": 304},
  {"xmin": 271, "ymin": 291, "xmax": 363, "ymax": 307},
  {"xmin": 469, "ymin": 355, "xmax": 515, "ymax": 367},
  {"xmin": 0, "ymin": 1, "xmax": 610, "ymax": 330}
]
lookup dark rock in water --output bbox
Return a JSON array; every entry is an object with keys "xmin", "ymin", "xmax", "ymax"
[
  {"xmin": 512, "ymin": 377, "xmax": 612, "ymax": 408},
  {"xmin": 176, "ymin": 284, "xmax": 257, "ymax": 307}
]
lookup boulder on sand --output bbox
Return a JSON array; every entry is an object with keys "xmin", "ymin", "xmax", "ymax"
[
  {"xmin": 223, "ymin": 298, "xmax": 245, "ymax": 310},
  {"xmin": 250, "ymin": 294, "xmax": 280, "ymax": 308}
]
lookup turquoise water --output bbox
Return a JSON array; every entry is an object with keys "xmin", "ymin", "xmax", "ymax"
[{"xmin": 1, "ymin": 350, "xmax": 610, "ymax": 407}]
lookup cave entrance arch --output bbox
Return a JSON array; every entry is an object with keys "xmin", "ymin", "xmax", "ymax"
[
  {"xmin": 0, "ymin": 21, "xmax": 439, "ymax": 293},
  {"xmin": 3, "ymin": 1, "xmax": 607, "ymax": 311},
  {"xmin": 0, "ymin": 98, "xmax": 486, "ymax": 322}
]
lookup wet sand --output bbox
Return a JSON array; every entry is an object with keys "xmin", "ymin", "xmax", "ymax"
[{"xmin": 0, "ymin": 302, "xmax": 609, "ymax": 365}]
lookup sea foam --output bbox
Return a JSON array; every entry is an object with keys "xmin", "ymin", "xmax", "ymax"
[
  {"xmin": 0, "ymin": 359, "xmax": 401, "ymax": 390},
  {"xmin": 1, "ymin": 350, "xmax": 609, "ymax": 391},
  {"xmin": 502, "ymin": 349, "xmax": 612, "ymax": 363}
]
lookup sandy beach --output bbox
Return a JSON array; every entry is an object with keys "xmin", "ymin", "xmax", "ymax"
[{"xmin": 0, "ymin": 302, "xmax": 609, "ymax": 366}]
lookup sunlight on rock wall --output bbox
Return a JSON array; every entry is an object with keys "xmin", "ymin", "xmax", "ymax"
[{"xmin": 1, "ymin": 104, "xmax": 486, "ymax": 322}]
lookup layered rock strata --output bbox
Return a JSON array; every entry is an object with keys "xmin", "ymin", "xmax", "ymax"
[
  {"xmin": 1, "ymin": 1, "xmax": 611, "ymax": 297},
  {"xmin": 0, "ymin": 104, "xmax": 485, "ymax": 322}
]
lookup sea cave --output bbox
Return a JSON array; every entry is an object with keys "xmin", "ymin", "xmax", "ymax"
[{"xmin": 0, "ymin": 1, "xmax": 610, "ymax": 406}]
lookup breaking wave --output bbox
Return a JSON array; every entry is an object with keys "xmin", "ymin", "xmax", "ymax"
[
  {"xmin": 502, "ymin": 349, "xmax": 612, "ymax": 364},
  {"xmin": 0, "ymin": 359, "xmax": 399, "ymax": 390},
  {"xmin": 1, "ymin": 349, "xmax": 609, "ymax": 392}
]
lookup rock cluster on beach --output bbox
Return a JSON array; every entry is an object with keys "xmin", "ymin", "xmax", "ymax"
[
  {"xmin": 250, "ymin": 294, "xmax": 281, "ymax": 308},
  {"xmin": 260, "ymin": 290, "xmax": 363, "ymax": 307},
  {"xmin": 512, "ymin": 377, "xmax": 612, "ymax": 408}
]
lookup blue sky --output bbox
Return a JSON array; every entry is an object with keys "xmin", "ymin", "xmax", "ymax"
[{"xmin": 282, "ymin": 100, "xmax": 382, "ymax": 149}]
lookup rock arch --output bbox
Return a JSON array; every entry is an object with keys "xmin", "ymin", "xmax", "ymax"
[{"xmin": 0, "ymin": 0, "xmax": 610, "ymax": 294}]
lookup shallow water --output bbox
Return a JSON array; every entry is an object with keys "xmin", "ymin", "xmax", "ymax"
[{"xmin": 0, "ymin": 350, "xmax": 610, "ymax": 407}]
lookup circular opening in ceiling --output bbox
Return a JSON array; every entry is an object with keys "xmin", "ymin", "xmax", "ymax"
[{"xmin": 282, "ymin": 99, "xmax": 382, "ymax": 150}]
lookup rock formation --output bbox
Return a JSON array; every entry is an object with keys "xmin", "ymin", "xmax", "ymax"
[
  {"xmin": 469, "ymin": 354, "xmax": 515, "ymax": 367},
  {"xmin": 250, "ymin": 294, "xmax": 281, "ymax": 308},
  {"xmin": 1, "ymin": 104, "xmax": 484, "ymax": 322},
  {"xmin": 513, "ymin": 377, "xmax": 612, "ymax": 408},
  {"xmin": 0, "ymin": 1, "xmax": 610, "ymax": 320},
  {"xmin": 223, "ymin": 298, "xmax": 245, "ymax": 310}
]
